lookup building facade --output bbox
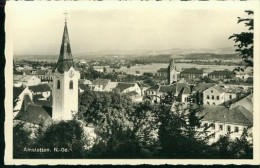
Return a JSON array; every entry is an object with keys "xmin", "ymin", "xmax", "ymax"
[{"xmin": 52, "ymin": 20, "xmax": 80, "ymax": 120}]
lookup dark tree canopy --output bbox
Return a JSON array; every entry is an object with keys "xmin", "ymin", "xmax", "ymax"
[{"xmin": 229, "ymin": 10, "xmax": 254, "ymax": 71}]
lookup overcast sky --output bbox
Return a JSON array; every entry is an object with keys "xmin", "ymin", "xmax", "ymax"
[{"xmin": 10, "ymin": 3, "xmax": 249, "ymax": 56}]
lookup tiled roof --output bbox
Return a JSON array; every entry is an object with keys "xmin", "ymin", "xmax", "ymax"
[
  {"xmin": 29, "ymin": 84, "xmax": 51, "ymax": 93},
  {"xmin": 158, "ymin": 83, "xmax": 190, "ymax": 94},
  {"xmin": 116, "ymin": 83, "xmax": 136, "ymax": 92},
  {"xmin": 205, "ymin": 85, "xmax": 225, "ymax": 93},
  {"xmin": 14, "ymin": 105, "xmax": 52, "ymax": 125},
  {"xmin": 230, "ymin": 94, "xmax": 253, "ymax": 112},
  {"xmin": 34, "ymin": 100, "xmax": 52, "ymax": 107},
  {"xmin": 13, "ymin": 87, "xmax": 25, "ymax": 100},
  {"xmin": 181, "ymin": 68, "xmax": 203, "ymax": 74},
  {"xmin": 209, "ymin": 70, "xmax": 234, "ymax": 76},
  {"xmin": 193, "ymin": 83, "xmax": 215, "ymax": 92},
  {"xmin": 91, "ymin": 79, "xmax": 110, "ymax": 86},
  {"xmin": 201, "ymin": 106, "xmax": 252, "ymax": 126}
]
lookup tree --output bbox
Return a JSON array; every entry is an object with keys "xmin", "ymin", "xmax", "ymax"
[
  {"xmin": 33, "ymin": 120, "xmax": 89, "ymax": 158},
  {"xmin": 229, "ymin": 10, "xmax": 254, "ymax": 71},
  {"xmin": 157, "ymin": 103, "xmax": 210, "ymax": 158},
  {"xmin": 13, "ymin": 122, "xmax": 33, "ymax": 158}
]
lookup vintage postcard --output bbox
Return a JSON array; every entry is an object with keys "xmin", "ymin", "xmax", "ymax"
[{"xmin": 4, "ymin": 1, "xmax": 260, "ymax": 165}]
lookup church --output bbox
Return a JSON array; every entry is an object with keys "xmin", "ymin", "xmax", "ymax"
[
  {"xmin": 52, "ymin": 18, "xmax": 80, "ymax": 120},
  {"xmin": 14, "ymin": 17, "xmax": 80, "ymax": 124}
]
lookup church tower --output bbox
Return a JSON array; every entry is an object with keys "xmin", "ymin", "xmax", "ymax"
[
  {"xmin": 52, "ymin": 17, "xmax": 80, "ymax": 120},
  {"xmin": 167, "ymin": 58, "xmax": 178, "ymax": 85}
]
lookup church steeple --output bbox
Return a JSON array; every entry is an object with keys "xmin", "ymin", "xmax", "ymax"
[{"xmin": 54, "ymin": 17, "xmax": 77, "ymax": 73}]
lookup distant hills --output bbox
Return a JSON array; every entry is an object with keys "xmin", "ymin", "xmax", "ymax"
[{"xmin": 14, "ymin": 47, "xmax": 239, "ymax": 62}]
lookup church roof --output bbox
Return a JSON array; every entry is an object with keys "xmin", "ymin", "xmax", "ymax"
[
  {"xmin": 53, "ymin": 22, "xmax": 78, "ymax": 73},
  {"xmin": 13, "ymin": 87, "xmax": 25, "ymax": 100}
]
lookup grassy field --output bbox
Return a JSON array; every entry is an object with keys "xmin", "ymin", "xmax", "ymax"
[{"xmin": 95, "ymin": 63, "xmax": 240, "ymax": 75}]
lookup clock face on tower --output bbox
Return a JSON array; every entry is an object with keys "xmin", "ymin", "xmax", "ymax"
[{"xmin": 69, "ymin": 70, "xmax": 74, "ymax": 78}]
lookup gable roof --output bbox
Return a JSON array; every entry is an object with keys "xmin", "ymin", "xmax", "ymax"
[
  {"xmin": 193, "ymin": 83, "xmax": 215, "ymax": 92},
  {"xmin": 13, "ymin": 87, "xmax": 25, "ymax": 100},
  {"xmin": 204, "ymin": 85, "xmax": 225, "ymax": 93},
  {"xmin": 116, "ymin": 83, "xmax": 136, "ymax": 92},
  {"xmin": 158, "ymin": 83, "xmax": 190, "ymax": 94},
  {"xmin": 14, "ymin": 105, "xmax": 52, "ymax": 125},
  {"xmin": 29, "ymin": 84, "xmax": 51, "ymax": 93},
  {"xmin": 201, "ymin": 105, "xmax": 252, "ymax": 126}
]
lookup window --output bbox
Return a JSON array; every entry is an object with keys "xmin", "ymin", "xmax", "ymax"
[
  {"xmin": 211, "ymin": 90, "xmax": 213, "ymax": 93},
  {"xmin": 227, "ymin": 126, "xmax": 231, "ymax": 133},
  {"xmin": 213, "ymin": 102, "xmax": 216, "ymax": 105},
  {"xmin": 212, "ymin": 95, "xmax": 214, "ymax": 100},
  {"xmin": 207, "ymin": 102, "xmax": 210, "ymax": 105},
  {"xmin": 207, "ymin": 95, "xmax": 210, "ymax": 99},
  {"xmin": 219, "ymin": 124, "xmax": 223, "ymax": 131},
  {"xmin": 235, "ymin": 126, "xmax": 239, "ymax": 132},
  {"xmin": 217, "ymin": 96, "xmax": 219, "ymax": 100},
  {"xmin": 229, "ymin": 95, "xmax": 232, "ymax": 99},
  {"xmin": 211, "ymin": 123, "xmax": 215, "ymax": 130},
  {"xmin": 69, "ymin": 80, "xmax": 73, "ymax": 89},
  {"xmin": 57, "ymin": 80, "xmax": 60, "ymax": 89}
]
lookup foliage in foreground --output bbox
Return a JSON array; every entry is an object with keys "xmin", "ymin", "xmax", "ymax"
[{"xmin": 14, "ymin": 90, "xmax": 253, "ymax": 159}]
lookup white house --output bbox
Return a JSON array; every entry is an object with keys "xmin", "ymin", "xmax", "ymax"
[
  {"xmin": 203, "ymin": 85, "xmax": 225, "ymax": 106},
  {"xmin": 198, "ymin": 105, "xmax": 252, "ymax": 143},
  {"xmin": 115, "ymin": 82, "xmax": 142, "ymax": 96},
  {"xmin": 89, "ymin": 79, "xmax": 118, "ymax": 92}
]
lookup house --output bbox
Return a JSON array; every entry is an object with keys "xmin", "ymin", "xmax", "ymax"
[
  {"xmin": 114, "ymin": 82, "xmax": 142, "ymax": 96},
  {"xmin": 192, "ymin": 83, "xmax": 215, "ymax": 105},
  {"xmin": 123, "ymin": 91, "xmax": 143, "ymax": 103},
  {"xmin": 145, "ymin": 83, "xmax": 191, "ymax": 103},
  {"xmin": 137, "ymin": 82, "xmax": 150, "ymax": 96},
  {"xmin": 203, "ymin": 85, "xmax": 225, "ymax": 105},
  {"xmin": 89, "ymin": 79, "xmax": 118, "ymax": 92},
  {"xmin": 29, "ymin": 84, "xmax": 52, "ymax": 101},
  {"xmin": 13, "ymin": 75, "xmax": 41, "ymax": 87},
  {"xmin": 223, "ymin": 86, "xmax": 250, "ymax": 106},
  {"xmin": 157, "ymin": 68, "xmax": 168, "ymax": 78},
  {"xmin": 14, "ymin": 95, "xmax": 52, "ymax": 125},
  {"xmin": 13, "ymin": 86, "xmax": 33, "ymax": 118},
  {"xmin": 180, "ymin": 68, "xmax": 203, "ymax": 79},
  {"xmin": 208, "ymin": 70, "xmax": 234, "ymax": 81},
  {"xmin": 235, "ymin": 71, "xmax": 253, "ymax": 82},
  {"xmin": 198, "ymin": 105, "xmax": 252, "ymax": 143}
]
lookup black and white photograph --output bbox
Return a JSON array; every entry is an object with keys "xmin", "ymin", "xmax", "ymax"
[{"xmin": 4, "ymin": 1, "xmax": 260, "ymax": 165}]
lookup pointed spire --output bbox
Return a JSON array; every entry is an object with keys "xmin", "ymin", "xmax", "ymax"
[{"xmin": 54, "ymin": 15, "xmax": 77, "ymax": 73}]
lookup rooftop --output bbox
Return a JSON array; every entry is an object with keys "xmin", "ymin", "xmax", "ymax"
[{"xmin": 201, "ymin": 105, "xmax": 252, "ymax": 126}]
